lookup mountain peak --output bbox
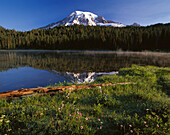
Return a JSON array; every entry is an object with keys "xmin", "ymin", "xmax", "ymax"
[
  {"xmin": 132, "ymin": 23, "xmax": 140, "ymax": 27},
  {"xmin": 72, "ymin": 11, "xmax": 98, "ymax": 18},
  {"xmin": 41, "ymin": 11, "xmax": 125, "ymax": 29}
]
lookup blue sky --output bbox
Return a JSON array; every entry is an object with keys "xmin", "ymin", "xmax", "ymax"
[{"xmin": 0, "ymin": 0, "xmax": 170, "ymax": 31}]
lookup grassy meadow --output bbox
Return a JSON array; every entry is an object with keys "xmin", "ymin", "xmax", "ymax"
[{"xmin": 0, "ymin": 65, "xmax": 169, "ymax": 134}]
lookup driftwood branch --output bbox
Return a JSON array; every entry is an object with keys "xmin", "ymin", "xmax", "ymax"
[{"xmin": 0, "ymin": 82, "xmax": 135, "ymax": 99}]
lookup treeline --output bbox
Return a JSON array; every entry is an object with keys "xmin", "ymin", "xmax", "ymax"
[{"xmin": 0, "ymin": 23, "xmax": 170, "ymax": 51}]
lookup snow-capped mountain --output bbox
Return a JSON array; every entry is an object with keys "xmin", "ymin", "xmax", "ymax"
[{"xmin": 41, "ymin": 11, "xmax": 125, "ymax": 29}]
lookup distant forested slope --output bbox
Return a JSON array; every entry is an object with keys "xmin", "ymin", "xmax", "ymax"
[{"xmin": 0, "ymin": 23, "xmax": 170, "ymax": 51}]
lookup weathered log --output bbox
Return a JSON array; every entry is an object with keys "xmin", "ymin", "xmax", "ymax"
[{"xmin": 0, "ymin": 82, "xmax": 135, "ymax": 99}]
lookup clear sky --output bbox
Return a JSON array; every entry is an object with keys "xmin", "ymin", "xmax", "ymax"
[{"xmin": 0, "ymin": 0, "xmax": 170, "ymax": 31}]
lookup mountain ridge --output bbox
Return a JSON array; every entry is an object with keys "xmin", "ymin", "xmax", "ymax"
[{"xmin": 40, "ymin": 11, "xmax": 125, "ymax": 29}]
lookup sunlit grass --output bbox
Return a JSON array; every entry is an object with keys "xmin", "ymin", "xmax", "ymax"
[{"xmin": 0, "ymin": 65, "xmax": 169, "ymax": 134}]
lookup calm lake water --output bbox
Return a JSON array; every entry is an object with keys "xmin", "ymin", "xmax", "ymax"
[{"xmin": 0, "ymin": 50, "xmax": 170, "ymax": 92}]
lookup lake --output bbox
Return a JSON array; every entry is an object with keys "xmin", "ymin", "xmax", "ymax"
[{"xmin": 0, "ymin": 50, "xmax": 170, "ymax": 92}]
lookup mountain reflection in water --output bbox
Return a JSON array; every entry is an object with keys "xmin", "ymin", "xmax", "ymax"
[{"xmin": 0, "ymin": 50, "xmax": 169, "ymax": 92}]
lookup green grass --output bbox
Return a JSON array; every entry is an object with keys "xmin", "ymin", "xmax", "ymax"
[{"xmin": 0, "ymin": 65, "xmax": 169, "ymax": 134}]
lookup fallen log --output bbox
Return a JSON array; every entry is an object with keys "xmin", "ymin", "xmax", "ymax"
[{"xmin": 0, "ymin": 82, "xmax": 135, "ymax": 99}]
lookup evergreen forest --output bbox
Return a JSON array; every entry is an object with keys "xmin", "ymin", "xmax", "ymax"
[{"xmin": 0, "ymin": 23, "xmax": 170, "ymax": 51}]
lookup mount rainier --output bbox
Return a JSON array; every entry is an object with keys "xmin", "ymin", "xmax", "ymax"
[{"xmin": 41, "ymin": 11, "xmax": 125, "ymax": 29}]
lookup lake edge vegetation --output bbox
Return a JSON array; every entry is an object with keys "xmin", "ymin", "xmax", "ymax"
[{"xmin": 0, "ymin": 65, "xmax": 169, "ymax": 134}]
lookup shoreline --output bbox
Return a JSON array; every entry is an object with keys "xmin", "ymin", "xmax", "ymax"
[
  {"xmin": 0, "ymin": 49, "xmax": 170, "ymax": 54},
  {"xmin": 0, "ymin": 82, "xmax": 135, "ymax": 99}
]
